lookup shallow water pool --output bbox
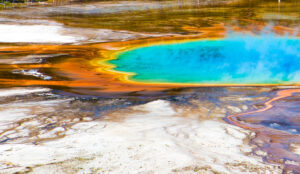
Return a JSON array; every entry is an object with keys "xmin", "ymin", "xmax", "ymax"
[{"xmin": 111, "ymin": 35, "xmax": 300, "ymax": 85}]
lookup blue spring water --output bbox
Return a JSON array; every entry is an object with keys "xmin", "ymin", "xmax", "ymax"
[{"xmin": 110, "ymin": 34, "xmax": 300, "ymax": 84}]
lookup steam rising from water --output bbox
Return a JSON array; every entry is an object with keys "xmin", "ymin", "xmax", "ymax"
[{"xmin": 111, "ymin": 31, "xmax": 300, "ymax": 84}]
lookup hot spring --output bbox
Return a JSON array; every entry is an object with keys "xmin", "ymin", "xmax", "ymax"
[{"xmin": 110, "ymin": 35, "xmax": 300, "ymax": 85}]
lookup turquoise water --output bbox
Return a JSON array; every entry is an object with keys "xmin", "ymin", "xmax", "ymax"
[{"xmin": 110, "ymin": 35, "xmax": 300, "ymax": 84}]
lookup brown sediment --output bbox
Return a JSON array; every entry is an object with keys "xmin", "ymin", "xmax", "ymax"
[
  {"xmin": 273, "ymin": 26, "xmax": 300, "ymax": 36},
  {"xmin": 230, "ymin": 18, "xmax": 300, "ymax": 37},
  {"xmin": 226, "ymin": 89, "xmax": 300, "ymax": 172}
]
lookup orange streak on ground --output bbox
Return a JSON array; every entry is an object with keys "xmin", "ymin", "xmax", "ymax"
[
  {"xmin": 226, "ymin": 88, "xmax": 300, "ymax": 171},
  {"xmin": 227, "ymin": 89, "xmax": 300, "ymax": 130}
]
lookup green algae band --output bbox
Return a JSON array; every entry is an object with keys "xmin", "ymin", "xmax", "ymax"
[{"xmin": 110, "ymin": 36, "xmax": 300, "ymax": 84}]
